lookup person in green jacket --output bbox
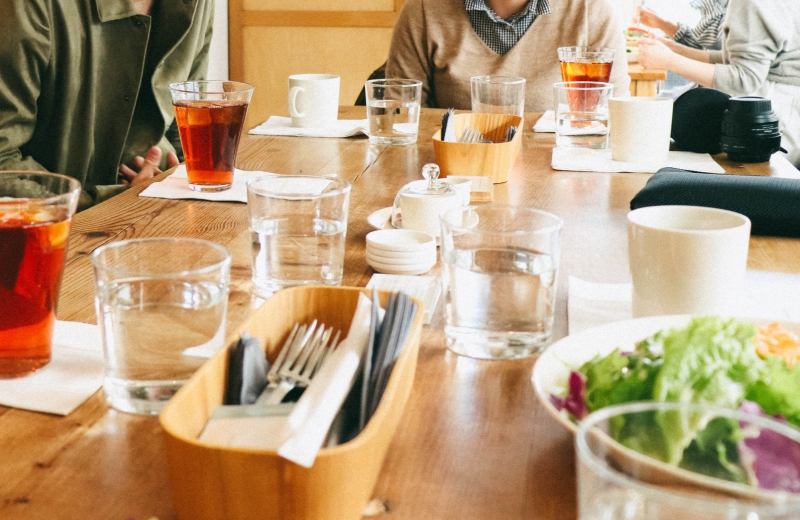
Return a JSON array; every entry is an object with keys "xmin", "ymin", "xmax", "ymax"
[{"xmin": 0, "ymin": 0, "xmax": 214, "ymax": 210}]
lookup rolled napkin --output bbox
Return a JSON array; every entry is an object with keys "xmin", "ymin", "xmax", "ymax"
[
  {"xmin": 551, "ymin": 147, "xmax": 726, "ymax": 174},
  {"xmin": 533, "ymin": 111, "xmax": 556, "ymax": 133},
  {"xmin": 139, "ymin": 165, "xmax": 276, "ymax": 203},
  {"xmin": 0, "ymin": 321, "xmax": 105, "ymax": 415},
  {"xmin": 249, "ymin": 116, "xmax": 368, "ymax": 138},
  {"xmin": 630, "ymin": 167, "xmax": 800, "ymax": 237}
]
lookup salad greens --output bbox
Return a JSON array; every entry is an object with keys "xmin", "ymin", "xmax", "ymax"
[{"xmin": 552, "ymin": 316, "xmax": 800, "ymax": 491}]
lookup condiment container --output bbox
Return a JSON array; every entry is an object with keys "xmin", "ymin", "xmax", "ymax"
[{"xmin": 392, "ymin": 164, "xmax": 462, "ymax": 237}]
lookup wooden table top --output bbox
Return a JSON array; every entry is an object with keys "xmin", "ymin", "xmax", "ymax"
[{"xmin": 2, "ymin": 107, "xmax": 799, "ymax": 520}]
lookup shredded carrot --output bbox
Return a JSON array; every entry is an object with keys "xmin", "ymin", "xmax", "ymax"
[{"xmin": 754, "ymin": 322, "xmax": 800, "ymax": 368}]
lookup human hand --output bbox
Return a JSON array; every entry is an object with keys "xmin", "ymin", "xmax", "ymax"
[
  {"xmin": 637, "ymin": 38, "xmax": 675, "ymax": 71},
  {"xmin": 635, "ymin": 6, "xmax": 663, "ymax": 29},
  {"xmin": 119, "ymin": 146, "xmax": 180, "ymax": 186}
]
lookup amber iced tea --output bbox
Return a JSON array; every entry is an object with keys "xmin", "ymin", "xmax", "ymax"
[
  {"xmin": 169, "ymin": 81, "xmax": 254, "ymax": 192},
  {"xmin": 0, "ymin": 173, "xmax": 79, "ymax": 378},
  {"xmin": 173, "ymin": 101, "xmax": 248, "ymax": 190}
]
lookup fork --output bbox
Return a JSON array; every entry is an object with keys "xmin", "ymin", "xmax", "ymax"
[{"xmin": 256, "ymin": 323, "xmax": 340, "ymax": 406}]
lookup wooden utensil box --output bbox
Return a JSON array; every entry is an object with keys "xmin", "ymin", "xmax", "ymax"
[
  {"xmin": 159, "ymin": 286, "xmax": 423, "ymax": 520},
  {"xmin": 432, "ymin": 112, "xmax": 523, "ymax": 184}
]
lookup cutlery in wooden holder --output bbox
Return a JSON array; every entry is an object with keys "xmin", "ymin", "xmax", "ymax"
[
  {"xmin": 432, "ymin": 112, "xmax": 523, "ymax": 184},
  {"xmin": 159, "ymin": 286, "xmax": 424, "ymax": 520}
]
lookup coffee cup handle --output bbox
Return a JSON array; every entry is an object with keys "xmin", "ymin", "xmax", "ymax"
[{"xmin": 288, "ymin": 86, "xmax": 305, "ymax": 118}]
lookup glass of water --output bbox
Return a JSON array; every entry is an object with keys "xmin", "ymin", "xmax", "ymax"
[
  {"xmin": 91, "ymin": 238, "xmax": 231, "ymax": 415},
  {"xmin": 553, "ymin": 81, "xmax": 613, "ymax": 149},
  {"xmin": 365, "ymin": 79, "xmax": 422, "ymax": 146},
  {"xmin": 439, "ymin": 205, "xmax": 563, "ymax": 360},
  {"xmin": 246, "ymin": 175, "xmax": 351, "ymax": 298},
  {"xmin": 577, "ymin": 401, "xmax": 800, "ymax": 520}
]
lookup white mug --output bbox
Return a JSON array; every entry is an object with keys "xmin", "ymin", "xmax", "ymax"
[
  {"xmin": 628, "ymin": 205, "xmax": 751, "ymax": 318},
  {"xmin": 287, "ymin": 74, "xmax": 340, "ymax": 128},
  {"xmin": 609, "ymin": 97, "xmax": 673, "ymax": 164}
]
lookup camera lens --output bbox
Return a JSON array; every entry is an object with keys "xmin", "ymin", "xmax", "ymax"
[{"xmin": 719, "ymin": 96, "xmax": 782, "ymax": 163}]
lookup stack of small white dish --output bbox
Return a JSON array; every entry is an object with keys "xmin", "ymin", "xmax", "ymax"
[{"xmin": 366, "ymin": 230, "xmax": 437, "ymax": 275}]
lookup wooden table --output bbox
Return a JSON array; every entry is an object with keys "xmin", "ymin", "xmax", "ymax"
[
  {"xmin": 627, "ymin": 64, "xmax": 668, "ymax": 96},
  {"xmin": 2, "ymin": 108, "xmax": 799, "ymax": 520}
]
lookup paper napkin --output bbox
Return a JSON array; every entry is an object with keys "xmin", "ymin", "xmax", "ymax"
[
  {"xmin": 551, "ymin": 147, "xmax": 726, "ymax": 174},
  {"xmin": 139, "ymin": 165, "xmax": 277, "ymax": 203},
  {"xmin": 367, "ymin": 274, "xmax": 440, "ymax": 324},
  {"xmin": 568, "ymin": 270, "xmax": 800, "ymax": 335},
  {"xmin": 533, "ymin": 111, "xmax": 556, "ymax": 133},
  {"xmin": 249, "ymin": 116, "xmax": 368, "ymax": 138},
  {"xmin": 0, "ymin": 321, "xmax": 105, "ymax": 416}
]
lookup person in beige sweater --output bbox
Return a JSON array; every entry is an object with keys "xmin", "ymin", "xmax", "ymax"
[{"xmin": 385, "ymin": 0, "xmax": 630, "ymax": 113}]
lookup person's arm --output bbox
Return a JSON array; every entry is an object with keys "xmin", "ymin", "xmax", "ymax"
[
  {"xmin": 636, "ymin": 6, "xmax": 679, "ymax": 38},
  {"xmin": 590, "ymin": 0, "xmax": 631, "ymax": 97},
  {"xmin": 385, "ymin": 0, "xmax": 435, "ymax": 107},
  {"xmin": 638, "ymin": 39, "xmax": 716, "ymax": 86},
  {"xmin": 661, "ymin": 38, "xmax": 712, "ymax": 63}
]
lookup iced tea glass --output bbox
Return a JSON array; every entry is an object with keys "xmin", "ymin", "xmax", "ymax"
[
  {"xmin": 558, "ymin": 47, "xmax": 615, "ymax": 83},
  {"xmin": 169, "ymin": 81, "xmax": 254, "ymax": 192},
  {"xmin": 0, "ymin": 172, "xmax": 80, "ymax": 377}
]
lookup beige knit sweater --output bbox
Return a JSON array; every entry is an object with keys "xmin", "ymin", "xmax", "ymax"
[{"xmin": 386, "ymin": 0, "xmax": 630, "ymax": 112}]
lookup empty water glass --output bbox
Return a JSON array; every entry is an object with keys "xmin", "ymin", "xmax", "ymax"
[
  {"xmin": 246, "ymin": 175, "xmax": 351, "ymax": 298},
  {"xmin": 365, "ymin": 79, "xmax": 422, "ymax": 146},
  {"xmin": 470, "ymin": 76, "xmax": 526, "ymax": 117},
  {"xmin": 440, "ymin": 205, "xmax": 563, "ymax": 360}
]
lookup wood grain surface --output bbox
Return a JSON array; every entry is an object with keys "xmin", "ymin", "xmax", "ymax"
[{"xmin": 1, "ymin": 107, "xmax": 798, "ymax": 520}]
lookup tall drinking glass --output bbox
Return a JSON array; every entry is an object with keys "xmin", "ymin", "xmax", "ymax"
[
  {"xmin": 365, "ymin": 79, "xmax": 422, "ymax": 146},
  {"xmin": 558, "ymin": 47, "xmax": 615, "ymax": 83},
  {"xmin": 92, "ymin": 238, "xmax": 231, "ymax": 414},
  {"xmin": 0, "ymin": 172, "xmax": 80, "ymax": 377},
  {"xmin": 440, "ymin": 205, "xmax": 563, "ymax": 360},
  {"xmin": 577, "ymin": 402, "xmax": 800, "ymax": 520},
  {"xmin": 246, "ymin": 175, "xmax": 351, "ymax": 298},
  {"xmin": 169, "ymin": 81, "xmax": 254, "ymax": 192},
  {"xmin": 470, "ymin": 76, "xmax": 526, "ymax": 117}
]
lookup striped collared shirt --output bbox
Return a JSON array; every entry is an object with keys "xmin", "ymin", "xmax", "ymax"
[
  {"xmin": 464, "ymin": 0, "xmax": 552, "ymax": 56},
  {"xmin": 673, "ymin": 0, "xmax": 729, "ymax": 50}
]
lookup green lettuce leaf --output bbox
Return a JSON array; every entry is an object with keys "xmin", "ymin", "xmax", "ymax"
[
  {"xmin": 653, "ymin": 317, "xmax": 764, "ymax": 464},
  {"xmin": 678, "ymin": 416, "xmax": 747, "ymax": 483},
  {"xmin": 746, "ymin": 356, "xmax": 800, "ymax": 428}
]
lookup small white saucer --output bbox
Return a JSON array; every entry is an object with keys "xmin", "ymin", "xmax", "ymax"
[
  {"xmin": 367, "ymin": 207, "xmax": 394, "ymax": 231},
  {"xmin": 366, "ymin": 256, "xmax": 435, "ymax": 275},
  {"xmin": 366, "ymin": 229, "xmax": 437, "ymax": 254},
  {"xmin": 366, "ymin": 250, "xmax": 437, "ymax": 267}
]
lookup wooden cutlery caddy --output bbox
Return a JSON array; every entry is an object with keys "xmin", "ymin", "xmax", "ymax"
[
  {"xmin": 159, "ymin": 286, "xmax": 424, "ymax": 520},
  {"xmin": 432, "ymin": 112, "xmax": 523, "ymax": 184}
]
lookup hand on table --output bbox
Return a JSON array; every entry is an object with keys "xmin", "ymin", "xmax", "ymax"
[
  {"xmin": 637, "ymin": 38, "xmax": 675, "ymax": 71},
  {"xmin": 120, "ymin": 146, "xmax": 180, "ymax": 186}
]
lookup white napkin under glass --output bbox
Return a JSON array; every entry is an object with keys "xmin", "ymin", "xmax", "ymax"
[{"xmin": 249, "ymin": 116, "xmax": 368, "ymax": 138}]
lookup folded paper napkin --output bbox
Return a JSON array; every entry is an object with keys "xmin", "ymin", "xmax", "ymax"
[
  {"xmin": 249, "ymin": 116, "xmax": 368, "ymax": 138},
  {"xmin": 533, "ymin": 111, "xmax": 556, "ymax": 133},
  {"xmin": 0, "ymin": 321, "xmax": 105, "ymax": 415},
  {"xmin": 551, "ymin": 147, "xmax": 726, "ymax": 174},
  {"xmin": 139, "ymin": 165, "xmax": 275, "ymax": 203},
  {"xmin": 631, "ymin": 167, "xmax": 800, "ymax": 237},
  {"xmin": 568, "ymin": 271, "xmax": 800, "ymax": 335}
]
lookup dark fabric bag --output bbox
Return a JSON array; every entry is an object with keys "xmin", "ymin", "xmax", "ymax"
[{"xmin": 630, "ymin": 167, "xmax": 800, "ymax": 237}]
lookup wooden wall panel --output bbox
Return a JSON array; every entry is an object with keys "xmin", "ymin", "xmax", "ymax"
[
  {"xmin": 242, "ymin": 26, "xmax": 393, "ymax": 128},
  {"xmin": 230, "ymin": 0, "xmax": 405, "ymax": 129}
]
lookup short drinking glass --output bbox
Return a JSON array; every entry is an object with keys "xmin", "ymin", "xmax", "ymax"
[
  {"xmin": 169, "ymin": 80, "xmax": 254, "ymax": 192},
  {"xmin": 0, "ymin": 172, "xmax": 80, "ymax": 377},
  {"xmin": 365, "ymin": 79, "xmax": 422, "ymax": 146},
  {"xmin": 246, "ymin": 175, "xmax": 352, "ymax": 298},
  {"xmin": 92, "ymin": 238, "xmax": 231, "ymax": 415},
  {"xmin": 440, "ymin": 205, "xmax": 563, "ymax": 360},
  {"xmin": 470, "ymin": 75, "xmax": 526, "ymax": 117},
  {"xmin": 577, "ymin": 401, "xmax": 800, "ymax": 520},
  {"xmin": 554, "ymin": 82, "xmax": 613, "ymax": 148}
]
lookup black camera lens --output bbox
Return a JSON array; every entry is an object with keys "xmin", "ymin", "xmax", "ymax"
[{"xmin": 719, "ymin": 96, "xmax": 782, "ymax": 163}]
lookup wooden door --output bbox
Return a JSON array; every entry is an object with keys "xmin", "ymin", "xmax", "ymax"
[{"xmin": 229, "ymin": 0, "xmax": 405, "ymax": 129}]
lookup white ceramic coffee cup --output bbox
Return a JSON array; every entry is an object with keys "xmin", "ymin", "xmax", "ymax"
[
  {"xmin": 628, "ymin": 205, "xmax": 751, "ymax": 318},
  {"xmin": 609, "ymin": 97, "xmax": 673, "ymax": 163},
  {"xmin": 287, "ymin": 74, "xmax": 340, "ymax": 128}
]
